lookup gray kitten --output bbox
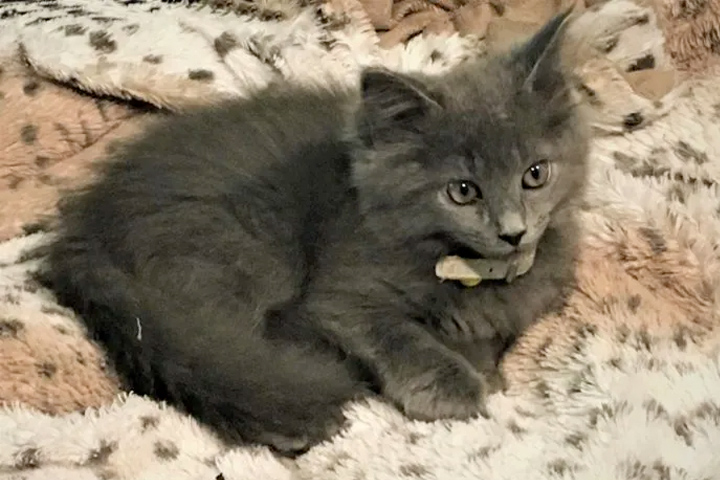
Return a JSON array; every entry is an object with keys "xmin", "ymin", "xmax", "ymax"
[{"xmin": 41, "ymin": 11, "xmax": 588, "ymax": 456}]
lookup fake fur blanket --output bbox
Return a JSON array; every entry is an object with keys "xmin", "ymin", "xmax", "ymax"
[{"xmin": 1, "ymin": 0, "xmax": 720, "ymax": 479}]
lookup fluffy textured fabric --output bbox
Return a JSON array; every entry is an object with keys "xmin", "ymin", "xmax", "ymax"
[{"xmin": 1, "ymin": 0, "xmax": 719, "ymax": 479}]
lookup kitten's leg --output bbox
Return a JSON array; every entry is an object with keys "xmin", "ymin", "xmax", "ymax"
[
  {"xmin": 446, "ymin": 336, "xmax": 512, "ymax": 394},
  {"xmin": 305, "ymin": 298, "xmax": 489, "ymax": 421}
]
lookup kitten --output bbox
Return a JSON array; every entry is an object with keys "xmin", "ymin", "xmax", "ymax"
[{"xmin": 40, "ymin": 11, "xmax": 588, "ymax": 455}]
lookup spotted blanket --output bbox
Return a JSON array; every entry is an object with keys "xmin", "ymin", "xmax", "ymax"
[{"xmin": 1, "ymin": 0, "xmax": 719, "ymax": 479}]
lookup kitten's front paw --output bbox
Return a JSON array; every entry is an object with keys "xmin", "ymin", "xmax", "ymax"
[{"xmin": 387, "ymin": 355, "xmax": 489, "ymax": 421}]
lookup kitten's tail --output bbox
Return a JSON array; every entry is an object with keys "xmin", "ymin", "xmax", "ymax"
[{"xmin": 41, "ymin": 254, "xmax": 364, "ymax": 454}]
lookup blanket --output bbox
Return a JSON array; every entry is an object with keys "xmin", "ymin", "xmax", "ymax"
[{"xmin": 1, "ymin": 0, "xmax": 720, "ymax": 479}]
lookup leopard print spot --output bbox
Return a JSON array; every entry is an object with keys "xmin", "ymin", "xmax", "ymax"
[
  {"xmin": 140, "ymin": 415, "xmax": 160, "ymax": 431},
  {"xmin": 88, "ymin": 441, "xmax": 117, "ymax": 464},
  {"xmin": 20, "ymin": 124, "xmax": 38, "ymax": 144},
  {"xmin": 188, "ymin": 69, "xmax": 215, "ymax": 81},
  {"xmin": 154, "ymin": 440, "xmax": 179, "ymax": 460},
  {"xmin": 142, "ymin": 54, "xmax": 163, "ymax": 64},
  {"xmin": 23, "ymin": 79, "xmax": 41, "ymax": 96},
  {"xmin": 37, "ymin": 362, "xmax": 58, "ymax": 378},
  {"xmin": 88, "ymin": 30, "xmax": 117, "ymax": 53},
  {"xmin": 399, "ymin": 463, "xmax": 431, "ymax": 477},
  {"xmin": 16, "ymin": 448, "xmax": 41, "ymax": 469},
  {"xmin": 64, "ymin": 24, "xmax": 87, "ymax": 36},
  {"xmin": 214, "ymin": 32, "xmax": 238, "ymax": 57},
  {"xmin": 0, "ymin": 318, "xmax": 24, "ymax": 337}
]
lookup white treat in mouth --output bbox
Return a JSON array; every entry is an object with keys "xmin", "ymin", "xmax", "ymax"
[{"xmin": 434, "ymin": 248, "xmax": 537, "ymax": 286}]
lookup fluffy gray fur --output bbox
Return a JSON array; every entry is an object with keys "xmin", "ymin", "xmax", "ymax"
[{"xmin": 40, "ymin": 11, "xmax": 588, "ymax": 456}]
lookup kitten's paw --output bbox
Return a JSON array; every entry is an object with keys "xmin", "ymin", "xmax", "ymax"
[
  {"xmin": 388, "ymin": 356, "xmax": 490, "ymax": 421},
  {"xmin": 257, "ymin": 406, "xmax": 347, "ymax": 457}
]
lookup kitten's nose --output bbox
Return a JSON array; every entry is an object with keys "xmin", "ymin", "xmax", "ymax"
[{"xmin": 498, "ymin": 230, "xmax": 526, "ymax": 247}]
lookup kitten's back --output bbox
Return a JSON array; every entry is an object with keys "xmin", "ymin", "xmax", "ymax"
[{"xmin": 41, "ymin": 85, "xmax": 363, "ymax": 454}]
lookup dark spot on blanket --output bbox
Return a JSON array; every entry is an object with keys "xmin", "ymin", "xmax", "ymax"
[
  {"xmin": 651, "ymin": 461, "xmax": 672, "ymax": 480},
  {"xmin": 634, "ymin": 13, "xmax": 650, "ymax": 24},
  {"xmin": 607, "ymin": 357, "xmax": 622, "ymax": 369},
  {"xmin": 140, "ymin": 415, "xmax": 160, "ymax": 431},
  {"xmin": 23, "ymin": 79, "xmax": 41, "ymax": 96},
  {"xmin": 16, "ymin": 448, "xmax": 41, "ymax": 469},
  {"xmin": 616, "ymin": 324, "xmax": 630, "ymax": 344},
  {"xmin": 627, "ymin": 294, "xmax": 641, "ymax": 313},
  {"xmin": 142, "ymin": 54, "xmax": 163, "ymax": 64},
  {"xmin": 627, "ymin": 53, "xmax": 655, "ymax": 72},
  {"xmin": 430, "ymin": 50, "xmax": 443, "ymax": 62},
  {"xmin": 639, "ymin": 226, "xmax": 667, "ymax": 255},
  {"xmin": 64, "ymin": 23, "xmax": 87, "ymax": 36},
  {"xmin": 216, "ymin": 474, "xmax": 225, "ymax": 480},
  {"xmin": 34, "ymin": 155, "xmax": 52, "ymax": 168},
  {"xmin": 37, "ymin": 362, "xmax": 58, "ymax": 378},
  {"xmin": 54, "ymin": 325, "xmax": 70, "ymax": 335},
  {"xmin": 214, "ymin": 32, "xmax": 238, "ymax": 57},
  {"xmin": 601, "ymin": 35, "xmax": 619, "ymax": 53},
  {"xmin": 122, "ymin": 23, "xmax": 140, "ymax": 35},
  {"xmin": 674, "ymin": 141, "xmax": 708, "ymax": 164},
  {"xmin": 635, "ymin": 328, "xmax": 653, "ymax": 351},
  {"xmin": 694, "ymin": 401, "xmax": 720, "ymax": 423},
  {"xmin": 576, "ymin": 82, "xmax": 602, "ymax": 106},
  {"xmin": 20, "ymin": 124, "xmax": 38, "ymax": 144},
  {"xmin": 536, "ymin": 379, "xmax": 551, "ymax": 399},
  {"xmin": 673, "ymin": 418, "xmax": 693, "ymax": 446},
  {"xmin": 468, "ymin": 445, "xmax": 499, "ymax": 461},
  {"xmin": 565, "ymin": 433, "xmax": 586, "ymax": 450},
  {"xmin": 612, "ymin": 151, "xmax": 638, "ymax": 168},
  {"xmin": 154, "ymin": 440, "xmax": 179, "ymax": 460},
  {"xmin": 643, "ymin": 398, "xmax": 669, "ymax": 420},
  {"xmin": 673, "ymin": 326, "xmax": 689, "ymax": 350},
  {"xmin": 537, "ymin": 336, "xmax": 553, "ymax": 357},
  {"xmin": 188, "ymin": 69, "xmax": 215, "ymax": 82},
  {"xmin": 667, "ymin": 183, "xmax": 688, "ymax": 203},
  {"xmin": 6, "ymin": 174, "xmax": 23, "ymax": 189},
  {"xmin": 623, "ymin": 112, "xmax": 644, "ymax": 131},
  {"xmin": 399, "ymin": 463, "xmax": 431, "ymax": 477},
  {"xmin": 547, "ymin": 459, "xmax": 572, "ymax": 476},
  {"xmin": 88, "ymin": 441, "xmax": 117, "ymax": 464},
  {"xmin": 37, "ymin": 173, "xmax": 58, "ymax": 186},
  {"xmin": 0, "ymin": 318, "xmax": 24, "ymax": 338},
  {"xmin": 507, "ymin": 420, "xmax": 527, "ymax": 436},
  {"xmin": 89, "ymin": 30, "xmax": 117, "ymax": 53},
  {"xmin": 405, "ymin": 431, "xmax": 424, "ymax": 444}
]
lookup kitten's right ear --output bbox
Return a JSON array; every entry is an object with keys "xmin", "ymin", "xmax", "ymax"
[
  {"xmin": 358, "ymin": 68, "xmax": 440, "ymax": 145},
  {"xmin": 512, "ymin": 8, "xmax": 574, "ymax": 98}
]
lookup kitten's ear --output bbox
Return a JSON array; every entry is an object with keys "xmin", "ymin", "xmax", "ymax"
[
  {"xmin": 358, "ymin": 68, "xmax": 440, "ymax": 144},
  {"xmin": 512, "ymin": 8, "xmax": 574, "ymax": 97}
]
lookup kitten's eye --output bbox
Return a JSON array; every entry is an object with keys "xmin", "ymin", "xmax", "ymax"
[
  {"xmin": 522, "ymin": 160, "xmax": 551, "ymax": 189},
  {"xmin": 446, "ymin": 180, "xmax": 481, "ymax": 205}
]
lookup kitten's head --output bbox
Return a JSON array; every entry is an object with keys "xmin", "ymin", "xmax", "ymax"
[{"xmin": 352, "ymin": 10, "xmax": 588, "ymax": 259}]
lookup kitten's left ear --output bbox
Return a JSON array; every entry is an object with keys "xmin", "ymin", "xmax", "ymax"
[
  {"xmin": 513, "ymin": 7, "xmax": 574, "ymax": 97},
  {"xmin": 358, "ymin": 68, "xmax": 441, "ymax": 145}
]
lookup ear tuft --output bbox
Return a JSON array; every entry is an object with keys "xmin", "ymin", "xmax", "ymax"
[
  {"xmin": 358, "ymin": 68, "xmax": 440, "ymax": 145},
  {"xmin": 513, "ymin": 8, "xmax": 574, "ymax": 98}
]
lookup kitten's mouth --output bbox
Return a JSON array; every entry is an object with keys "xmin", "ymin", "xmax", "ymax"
[{"xmin": 448, "ymin": 244, "xmax": 485, "ymax": 260}]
